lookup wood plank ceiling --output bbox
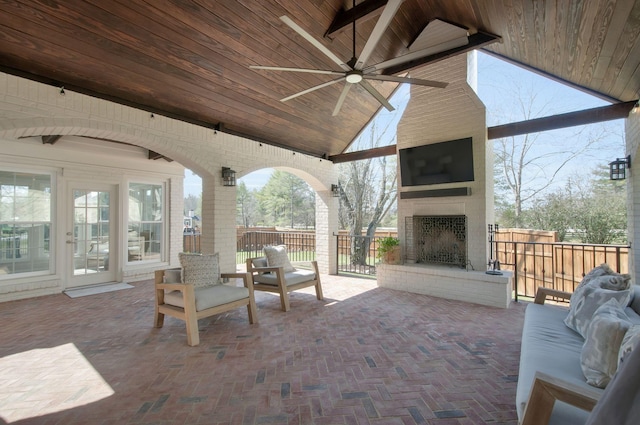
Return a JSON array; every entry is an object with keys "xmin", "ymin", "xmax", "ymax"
[{"xmin": 0, "ymin": 0, "xmax": 638, "ymax": 159}]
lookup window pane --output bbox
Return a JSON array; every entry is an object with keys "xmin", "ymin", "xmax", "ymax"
[
  {"xmin": 0, "ymin": 171, "xmax": 52, "ymax": 276},
  {"xmin": 128, "ymin": 183, "xmax": 163, "ymax": 263}
]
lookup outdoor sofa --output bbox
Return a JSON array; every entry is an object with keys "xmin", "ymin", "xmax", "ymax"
[{"xmin": 517, "ymin": 264, "xmax": 640, "ymax": 424}]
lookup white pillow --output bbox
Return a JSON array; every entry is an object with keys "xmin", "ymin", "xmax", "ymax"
[
  {"xmin": 178, "ymin": 252, "xmax": 221, "ymax": 287},
  {"xmin": 565, "ymin": 272, "xmax": 632, "ymax": 337},
  {"xmin": 618, "ymin": 324, "xmax": 640, "ymax": 366},
  {"xmin": 581, "ymin": 299, "xmax": 631, "ymax": 388},
  {"xmin": 263, "ymin": 245, "xmax": 295, "ymax": 273}
]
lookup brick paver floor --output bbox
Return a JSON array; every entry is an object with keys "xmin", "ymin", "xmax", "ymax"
[{"xmin": 0, "ymin": 274, "xmax": 526, "ymax": 425}]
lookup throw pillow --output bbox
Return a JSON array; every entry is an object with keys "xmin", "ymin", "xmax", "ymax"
[
  {"xmin": 618, "ymin": 324, "xmax": 640, "ymax": 366},
  {"xmin": 564, "ymin": 271, "xmax": 632, "ymax": 337},
  {"xmin": 575, "ymin": 263, "xmax": 616, "ymax": 291},
  {"xmin": 263, "ymin": 245, "xmax": 295, "ymax": 273},
  {"xmin": 581, "ymin": 299, "xmax": 631, "ymax": 388},
  {"xmin": 178, "ymin": 252, "xmax": 221, "ymax": 288}
]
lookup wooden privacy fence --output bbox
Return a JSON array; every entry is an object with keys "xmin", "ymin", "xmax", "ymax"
[{"xmin": 494, "ymin": 229, "xmax": 629, "ymax": 300}]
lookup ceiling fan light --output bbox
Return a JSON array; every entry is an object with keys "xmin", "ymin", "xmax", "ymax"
[{"xmin": 345, "ymin": 72, "xmax": 363, "ymax": 84}]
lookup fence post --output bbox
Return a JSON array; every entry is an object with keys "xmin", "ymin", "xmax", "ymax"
[{"xmin": 513, "ymin": 241, "xmax": 518, "ymax": 302}]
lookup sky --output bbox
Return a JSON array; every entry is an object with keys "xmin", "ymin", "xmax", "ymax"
[{"xmin": 183, "ymin": 51, "xmax": 625, "ymax": 197}]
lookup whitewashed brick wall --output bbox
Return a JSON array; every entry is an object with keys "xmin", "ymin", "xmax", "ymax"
[
  {"xmin": 397, "ymin": 52, "xmax": 492, "ymax": 270},
  {"xmin": 0, "ymin": 72, "xmax": 339, "ymax": 300},
  {"xmin": 626, "ymin": 107, "xmax": 640, "ymax": 281}
]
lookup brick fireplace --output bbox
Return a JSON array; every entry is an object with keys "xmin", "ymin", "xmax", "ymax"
[{"xmin": 376, "ymin": 53, "xmax": 512, "ymax": 309}]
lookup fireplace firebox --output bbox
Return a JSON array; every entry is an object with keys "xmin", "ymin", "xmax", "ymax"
[{"xmin": 405, "ymin": 215, "xmax": 467, "ymax": 268}]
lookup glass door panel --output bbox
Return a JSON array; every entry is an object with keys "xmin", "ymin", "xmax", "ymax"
[{"xmin": 67, "ymin": 185, "xmax": 116, "ymax": 287}]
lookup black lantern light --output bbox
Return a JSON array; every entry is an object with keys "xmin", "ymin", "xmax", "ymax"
[
  {"xmin": 222, "ymin": 167, "xmax": 236, "ymax": 186},
  {"xmin": 331, "ymin": 184, "xmax": 340, "ymax": 197},
  {"xmin": 609, "ymin": 155, "xmax": 631, "ymax": 180}
]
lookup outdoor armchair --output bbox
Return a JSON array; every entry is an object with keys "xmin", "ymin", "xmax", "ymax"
[
  {"xmin": 154, "ymin": 253, "xmax": 257, "ymax": 346},
  {"xmin": 246, "ymin": 245, "xmax": 323, "ymax": 312}
]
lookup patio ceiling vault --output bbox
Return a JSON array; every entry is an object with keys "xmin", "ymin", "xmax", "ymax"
[{"xmin": 0, "ymin": 1, "xmax": 639, "ymax": 160}]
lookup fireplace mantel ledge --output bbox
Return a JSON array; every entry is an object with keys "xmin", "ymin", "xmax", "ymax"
[{"xmin": 376, "ymin": 263, "xmax": 513, "ymax": 309}]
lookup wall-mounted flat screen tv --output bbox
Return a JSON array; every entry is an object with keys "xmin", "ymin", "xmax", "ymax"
[{"xmin": 399, "ymin": 137, "xmax": 474, "ymax": 187}]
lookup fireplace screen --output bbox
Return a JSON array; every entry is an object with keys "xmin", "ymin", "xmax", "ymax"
[{"xmin": 405, "ymin": 215, "xmax": 467, "ymax": 267}]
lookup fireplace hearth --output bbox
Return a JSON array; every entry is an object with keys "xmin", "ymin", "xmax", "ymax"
[{"xmin": 405, "ymin": 215, "xmax": 467, "ymax": 268}]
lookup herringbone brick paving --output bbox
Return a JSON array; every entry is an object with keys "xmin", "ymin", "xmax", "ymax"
[{"xmin": 0, "ymin": 274, "xmax": 526, "ymax": 425}]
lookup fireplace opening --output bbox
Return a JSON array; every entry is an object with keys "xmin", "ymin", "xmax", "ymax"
[{"xmin": 405, "ymin": 215, "xmax": 467, "ymax": 268}]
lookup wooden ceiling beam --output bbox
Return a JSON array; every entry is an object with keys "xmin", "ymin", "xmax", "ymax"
[
  {"xmin": 329, "ymin": 144, "xmax": 396, "ymax": 163},
  {"xmin": 382, "ymin": 31, "xmax": 501, "ymax": 76},
  {"xmin": 42, "ymin": 135, "xmax": 62, "ymax": 144},
  {"xmin": 330, "ymin": 101, "xmax": 638, "ymax": 163},
  {"xmin": 324, "ymin": 0, "xmax": 388, "ymax": 38},
  {"xmin": 148, "ymin": 150, "xmax": 173, "ymax": 161},
  {"xmin": 487, "ymin": 100, "xmax": 638, "ymax": 139}
]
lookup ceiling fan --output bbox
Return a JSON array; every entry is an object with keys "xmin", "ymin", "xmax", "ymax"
[{"xmin": 250, "ymin": 0, "xmax": 449, "ymax": 116}]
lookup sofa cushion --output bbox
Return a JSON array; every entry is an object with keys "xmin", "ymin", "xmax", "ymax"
[
  {"xmin": 263, "ymin": 245, "xmax": 295, "ymax": 273},
  {"xmin": 253, "ymin": 268, "xmax": 316, "ymax": 286},
  {"xmin": 516, "ymin": 303, "xmax": 597, "ymax": 420},
  {"xmin": 564, "ymin": 275, "xmax": 632, "ymax": 337},
  {"xmin": 179, "ymin": 252, "xmax": 221, "ymax": 288},
  {"xmin": 164, "ymin": 285, "xmax": 249, "ymax": 312},
  {"xmin": 581, "ymin": 299, "xmax": 631, "ymax": 388}
]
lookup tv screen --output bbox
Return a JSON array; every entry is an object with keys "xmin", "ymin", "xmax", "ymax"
[{"xmin": 399, "ymin": 137, "xmax": 474, "ymax": 187}]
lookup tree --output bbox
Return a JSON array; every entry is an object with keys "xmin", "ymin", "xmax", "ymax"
[
  {"xmin": 236, "ymin": 181, "xmax": 259, "ymax": 227},
  {"xmin": 184, "ymin": 193, "xmax": 200, "ymax": 217},
  {"xmin": 521, "ymin": 167, "xmax": 627, "ymax": 244},
  {"xmin": 492, "ymin": 82, "xmax": 614, "ymax": 226},
  {"xmin": 258, "ymin": 171, "xmax": 315, "ymax": 228},
  {"xmin": 339, "ymin": 122, "xmax": 398, "ymax": 265}
]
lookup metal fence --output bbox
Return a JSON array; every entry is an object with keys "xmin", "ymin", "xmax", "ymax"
[
  {"xmin": 236, "ymin": 231, "xmax": 316, "ymax": 263},
  {"xmin": 493, "ymin": 239, "xmax": 630, "ymax": 301},
  {"xmin": 335, "ymin": 233, "xmax": 385, "ymax": 276}
]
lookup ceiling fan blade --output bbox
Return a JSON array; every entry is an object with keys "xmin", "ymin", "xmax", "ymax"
[
  {"xmin": 280, "ymin": 16, "xmax": 351, "ymax": 71},
  {"xmin": 250, "ymin": 65, "xmax": 344, "ymax": 76},
  {"xmin": 358, "ymin": 80, "xmax": 395, "ymax": 112},
  {"xmin": 354, "ymin": 0, "xmax": 403, "ymax": 70},
  {"xmin": 281, "ymin": 77, "xmax": 345, "ymax": 102},
  {"xmin": 332, "ymin": 83, "xmax": 352, "ymax": 116},
  {"xmin": 365, "ymin": 74, "xmax": 448, "ymax": 88}
]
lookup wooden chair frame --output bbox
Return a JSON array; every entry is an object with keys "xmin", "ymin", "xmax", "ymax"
[
  {"xmin": 246, "ymin": 258, "xmax": 323, "ymax": 312},
  {"xmin": 154, "ymin": 269, "xmax": 258, "ymax": 346}
]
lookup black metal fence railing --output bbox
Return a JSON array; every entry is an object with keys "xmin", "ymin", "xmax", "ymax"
[
  {"xmin": 492, "ymin": 239, "xmax": 630, "ymax": 301},
  {"xmin": 335, "ymin": 233, "xmax": 384, "ymax": 276},
  {"xmin": 236, "ymin": 231, "xmax": 316, "ymax": 264}
]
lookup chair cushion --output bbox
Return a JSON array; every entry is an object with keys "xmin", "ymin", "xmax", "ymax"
[
  {"xmin": 164, "ymin": 285, "xmax": 249, "ymax": 312},
  {"xmin": 254, "ymin": 268, "xmax": 316, "ymax": 286},
  {"xmin": 581, "ymin": 299, "xmax": 631, "ymax": 388},
  {"xmin": 263, "ymin": 245, "xmax": 295, "ymax": 273},
  {"xmin": 163, "ymin": 268, "xmax": 182, "ymax": 283},
  {"xmin": 251, "ymin": 257, "xmax": 268, "ymax": 268},
  {"xmin": 179, "ymin": 252, "xmax": 221, "ymax": 288}
]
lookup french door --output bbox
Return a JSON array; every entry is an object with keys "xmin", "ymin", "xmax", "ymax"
[{"xmin": 66, "ymin": 183, "xmax": 117, "ymax": 288}]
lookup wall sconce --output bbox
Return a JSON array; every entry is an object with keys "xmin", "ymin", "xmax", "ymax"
[
  {"xmin": 222, "ymin": 167, "xmax": 236, "ymax": 186},
  {"xmin": 331, "ymin": 184, "xmax": 340, "ymax": 197},
  {"xmin": 609, "ymin": 155, "xmax": 631, "ymax": 180}
]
